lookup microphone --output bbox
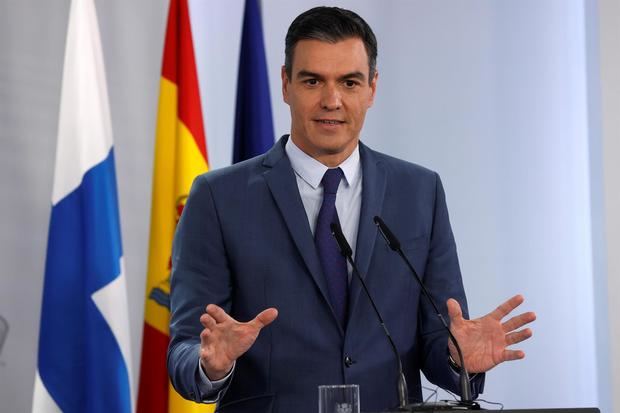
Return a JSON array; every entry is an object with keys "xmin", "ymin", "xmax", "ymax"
[
  {"xmin": 330, "ymin": 223, "xmax": 409, "ymax": 411},
  {"xmin": 373, "ymin": 216, "xmax": 479, "ymax": 409}
]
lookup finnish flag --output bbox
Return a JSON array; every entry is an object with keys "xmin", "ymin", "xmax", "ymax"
[{"xmin": 32, "ymin": 0, "xmax": 133, "ymax": 411}]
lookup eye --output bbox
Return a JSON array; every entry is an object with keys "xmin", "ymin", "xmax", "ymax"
[
  {"xmin": 344, "ymin": 79, "xmax": 359, "ymax": 88},
  {"xmin": 304, "ymin": 79, "xmax": 319, "ymax": 87}
]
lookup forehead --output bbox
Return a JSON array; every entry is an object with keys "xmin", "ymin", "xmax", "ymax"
[{"xmin": 290, "ymin": 38, "xmax": 370, "ymax": 77}]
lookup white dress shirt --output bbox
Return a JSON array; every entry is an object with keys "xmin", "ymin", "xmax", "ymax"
[{"xmin": 285, "ymin": 137, "xmax": 363, "ymax": 273}]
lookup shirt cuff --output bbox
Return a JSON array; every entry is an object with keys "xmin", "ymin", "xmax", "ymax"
[
  {"xmin": 448, "ymin": 354, "xmax": 477, "ymax": 380},
  {"xmin": 196, "ymin": 359, "xmax": 235, "ymax": 403}
]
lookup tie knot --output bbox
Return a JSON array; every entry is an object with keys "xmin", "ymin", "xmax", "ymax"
[{"xmin": 321, "ymin": 168, "xmax": 343, "ymax": 195}]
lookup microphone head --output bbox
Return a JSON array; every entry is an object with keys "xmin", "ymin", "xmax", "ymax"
[
  {"xmin": 330, "ymin": 222, "xmax": 353, "ymax": 258},
  {"xmin": 373, "ymin": 216, "xmax": 401, "ymax": 251}
]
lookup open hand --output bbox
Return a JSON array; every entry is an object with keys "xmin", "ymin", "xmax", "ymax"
[
  {"xmin": 199, "ymin": 304, "xmax": 278, "ymax": 380},
  {"xmin": 447, "ymin": 294, "xmax": 536, "ymax": 373}
]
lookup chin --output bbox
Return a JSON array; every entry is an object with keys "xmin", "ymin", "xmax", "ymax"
[{"xmin": 321, "ymin": 143, "xmax": 354, "ymax": 156}]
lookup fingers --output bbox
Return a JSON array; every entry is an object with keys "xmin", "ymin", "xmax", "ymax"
[
  {"xmin": 200, "ymin": 327, "xmax": 211, "ymax": 344},
  {"xmin": 501, "ymin": 349, "xmax": 525, "ymax": 362},
  {"xmin": 207, "ymin": 303, "xmax": 233, "ymax": 323},
  {"xmin": 200, "ymin": 313, "xmax": 216, "ymax": 329},
  {"xmin": 505, "ymin": 328, "xmax": 533, "ymax": 346},
  {"xmin": 446, "ymin": 298, "xmax": 463, "ymax": 321},
  {"xmin": 251, "ymin": 308, "xmax": 279, "ymax": 329},
  {"xmin": 490, "ymin": 294, "xmax": 524, "ymax": 321},
  {"xmin": 202, "ymin": 304, "xmax": 278, "ymax": 331},
  {"xmin": 502, "ymin": 311, "xmax": 536, "ymax": 333},
  {"xmin": 499, "ymin": 327, "xmax": 533, "ymax": 365}
]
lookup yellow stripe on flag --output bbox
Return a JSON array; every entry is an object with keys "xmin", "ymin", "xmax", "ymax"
[
  {"xmin": 170, "ymin": 385, "xmax": 215, "ymax": 412},
  {"xmin": 145, "ymin": 78, "xmax": 208, "ymax": 335}
]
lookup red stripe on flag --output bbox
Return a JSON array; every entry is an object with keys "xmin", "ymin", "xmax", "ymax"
[
  {"xmin": 160, "ymin": 0, "xmax": 208, "ymax": 163},
  {"xmin": 177, "ymin": 0, "xmax": 208, "ymax": 162},
  {"xmin": 161, "ymin": 0, "xmax": 178, "ymax": 84},
  {"xmin": 137, "ymin": 323, "xmax": 170, "ymax": 413}
]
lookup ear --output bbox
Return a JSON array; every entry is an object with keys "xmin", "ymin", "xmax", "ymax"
[
  {"xmin": 281, "ymin": 65, "xmax": 290, "ymax": 104},
  {"xmin": 367, "ymin": 70, "xmax": 379, "ymax": 108}
]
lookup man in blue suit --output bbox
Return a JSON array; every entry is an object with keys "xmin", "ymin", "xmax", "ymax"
[{"xmin": 168, "ymin": 6, "xmax": 535, "ymax": 413}]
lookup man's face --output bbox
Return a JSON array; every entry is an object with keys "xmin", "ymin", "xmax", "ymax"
[{"xmin": 282, "ymin": 37, "xmax": 378, "ymax": 166}]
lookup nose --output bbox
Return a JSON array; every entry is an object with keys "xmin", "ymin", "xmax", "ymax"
[{"xmin": 320, "ymin": 84, "xmax": 341, "ymax": 111}]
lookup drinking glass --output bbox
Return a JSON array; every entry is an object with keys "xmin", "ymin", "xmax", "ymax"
[{"xmin": 318, "ymin": 384, "xmax": 360, "ymax": 413}]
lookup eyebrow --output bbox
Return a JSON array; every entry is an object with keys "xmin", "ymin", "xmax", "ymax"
[{"xmin": 296, "ymin": 70, "xmax": 367, "ymax": 82}]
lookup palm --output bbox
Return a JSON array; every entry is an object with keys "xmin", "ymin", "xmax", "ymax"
[{"xmin": 448, "ymin": 295, "xmax": 535, "ymax": 373}]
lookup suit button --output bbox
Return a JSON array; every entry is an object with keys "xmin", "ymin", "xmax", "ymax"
[{"xmin": 344, "ymin": 356, "xmax": 354, "ymax": 367}]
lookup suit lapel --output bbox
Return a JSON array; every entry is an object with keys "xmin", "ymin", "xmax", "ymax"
[
  {"xmin": 348, "ymin": 143, "xmax": 387, "ymax": 321},
  {"xmin": 262, "ymin": 136, "xmax": 343, "ymax": 333}
]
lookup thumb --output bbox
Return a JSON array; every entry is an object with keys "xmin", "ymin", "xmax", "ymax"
[
  {"xmin": 251, "ymin": 307, "xmax": 279, "ymax": 329},
  {"xmin": 446, "ymin": 298, "xmax": 463, "ymax": 322}
]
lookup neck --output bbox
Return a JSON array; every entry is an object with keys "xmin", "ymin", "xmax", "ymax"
[
  {"xmin": 316, "ymin": 152, "xmax": 352, "ymax": 168},
  {"xmin": 288, "ymin": 136, "xmax": 358, "ymax": 168}
]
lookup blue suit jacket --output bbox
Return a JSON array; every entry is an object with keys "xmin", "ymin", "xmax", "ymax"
[{"xmin": 168, "ymin": 136, "xmax": 484, "ymax": 413}]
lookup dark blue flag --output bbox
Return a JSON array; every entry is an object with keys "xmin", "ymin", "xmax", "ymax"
[{"xmin": 233, "ymin": 0, "xmax": 275, "ymax": 163}]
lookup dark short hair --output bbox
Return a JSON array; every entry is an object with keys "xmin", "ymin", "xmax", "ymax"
[{"xmin": 284, "ymin": 6, "xmax": 378, "ymax": 84}]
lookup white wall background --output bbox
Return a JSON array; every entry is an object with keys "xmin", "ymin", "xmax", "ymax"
[
  {"xmin": 0, "ymin": 0, "xmax": 617, "ymax": 412},
  {"xmin": 597, "ymin": 0, "xmax": 620, "ymax": 410}
]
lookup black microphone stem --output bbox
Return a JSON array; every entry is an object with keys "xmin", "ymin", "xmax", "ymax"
[
  {"xmin": 347, "ymin": 252, "xmax": 409, "ymax": 411},
  {"xmin": 373, "ymin": 216, "xmax": 476, "ymax": 407},
  {"xmin": 395, "ymin": 247, "xmax": 472, "ymax": 403},
  {"xmin": 330, "ymin": 223, "xmax": 409, "ymax": 411}
]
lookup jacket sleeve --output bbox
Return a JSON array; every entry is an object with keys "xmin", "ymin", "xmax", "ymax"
[{"xmin": 167, "ymin": 174, "xmax": 234, "ymax": 402}]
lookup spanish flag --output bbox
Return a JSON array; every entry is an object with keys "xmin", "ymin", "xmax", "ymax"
[{"xmin": 136, "ymin": 0, "xmax": 212, "ymax": 411}]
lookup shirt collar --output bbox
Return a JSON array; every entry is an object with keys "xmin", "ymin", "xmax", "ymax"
[{"xmin": 285, "ymin": 137, "xmax": 361, "ymax": 190}]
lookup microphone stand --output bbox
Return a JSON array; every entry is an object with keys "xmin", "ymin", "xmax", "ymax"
[
  {"xmin": 330, "ymin": 223, "xmax": 409, "ymax": 410},
  {"xmin": 373, "ymin": 216, "xmax": 480, "ymax": 411}
]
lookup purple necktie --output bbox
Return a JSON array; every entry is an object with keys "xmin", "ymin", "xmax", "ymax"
[{"xmin": 315, "ymin": 168, "xmax": 348, "ymax": 327}]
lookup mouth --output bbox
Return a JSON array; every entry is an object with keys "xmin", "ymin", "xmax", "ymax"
[{"xmin": 314, "ymin": 119, "xmax": 345, "ymax": 125}]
